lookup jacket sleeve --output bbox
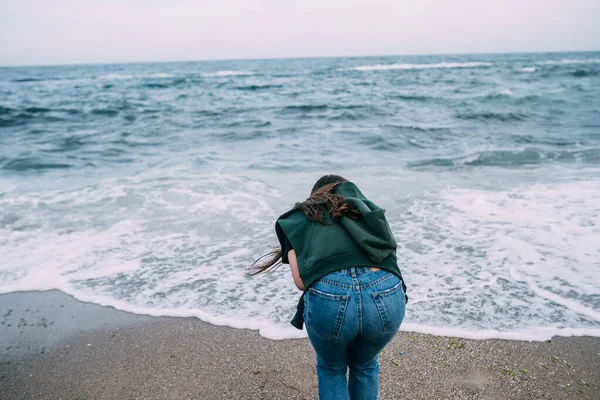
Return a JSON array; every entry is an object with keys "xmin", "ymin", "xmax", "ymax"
[{"xmin": 276, "ymin": 222, "xmax": 294, "ymax": 264}]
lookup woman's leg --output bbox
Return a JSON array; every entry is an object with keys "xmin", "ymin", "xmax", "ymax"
[
  {"xmin": 346, "ymin": 334, "xmax": 389, "ymax": 399},
  {"xmin": 307, "ymin": 334, "xmax": 350, "ymax": 400},
  {"xmin": 348, "ymin": 273, "xmax": 406, "ymax": 400},
  {"xmin": 304, "ymin": 274, "xmax": 359, "ymax": 400}
]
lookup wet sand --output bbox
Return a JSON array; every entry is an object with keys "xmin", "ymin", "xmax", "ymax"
[{"xmin": 1, "ymin": 290, "xmax": 599, "ymax": 399}]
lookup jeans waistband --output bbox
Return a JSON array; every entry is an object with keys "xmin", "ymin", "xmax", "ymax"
[{"xmin": 335, "ymin": 266, "xmax": 378, "ymax": 274}]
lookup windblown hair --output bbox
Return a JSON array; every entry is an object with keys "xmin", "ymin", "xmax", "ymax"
[{"xmin": 245, "ymin": 175, "xmax": 359, "ymax": 276}]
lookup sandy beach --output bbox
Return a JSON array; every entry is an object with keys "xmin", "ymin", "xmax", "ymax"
[{"xmin": 1, "ymin": 290, "xmax": 599, "ymax": 400}]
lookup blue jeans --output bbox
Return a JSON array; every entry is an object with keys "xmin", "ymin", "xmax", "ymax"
[{"xmin": 304, "ymin": 267, "xmax": 406, "ymax": 400}]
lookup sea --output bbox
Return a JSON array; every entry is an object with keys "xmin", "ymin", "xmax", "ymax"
[{"xmin": 1, "ymin": 52, "xmax": 599, "ymax": 340}]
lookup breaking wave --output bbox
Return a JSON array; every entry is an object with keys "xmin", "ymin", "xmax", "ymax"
[
  {"xmin": 409, "ymin": 148, "xmax": 600, "ymax": 168},
  {"xmin": 348, "ymin": 62, "xmax": 493, "ymax": 71}
]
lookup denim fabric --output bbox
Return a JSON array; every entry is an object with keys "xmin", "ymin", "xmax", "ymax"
[{"xmin": 304, "ymin": 267, "xmax": 406, "ymax": 400}]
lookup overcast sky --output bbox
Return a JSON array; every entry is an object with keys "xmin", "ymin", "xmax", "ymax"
[{"xmin": 1, "ymin": 0, "xmax": 599, "ymax": 66}]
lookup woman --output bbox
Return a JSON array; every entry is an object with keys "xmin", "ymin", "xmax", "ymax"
[{"xmin": 247, "ymin": 175, "xmax": 407, "ymax": 400}]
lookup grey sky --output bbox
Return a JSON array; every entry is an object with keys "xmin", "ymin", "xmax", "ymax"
[{"xmin": 1, "ymin": 0, "xmax": 599, "ymax": 66}]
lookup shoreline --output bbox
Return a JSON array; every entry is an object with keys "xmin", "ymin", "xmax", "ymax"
[
  {"xmin": 1, "ymin": 290, "xmax": 599, "ymax": 399},
  {"xmin": 3, "ymin": 288, "xmax": 598, "ymax": 343}
]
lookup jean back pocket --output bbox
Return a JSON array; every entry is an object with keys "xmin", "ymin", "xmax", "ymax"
[
  {"xmin": 371, "ymin": 279, "xmax": 406, "ymax": 333},
  {"xmin": 306, "ymin": 288, "xmax": 349, "ymax": 339}
]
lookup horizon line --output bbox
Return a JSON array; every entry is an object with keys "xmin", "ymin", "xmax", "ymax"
[{"xmin": 1, "ymin": 48, "xmax": 599, "ymax": 69}]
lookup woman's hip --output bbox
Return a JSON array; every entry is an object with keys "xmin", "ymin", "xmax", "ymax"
[{"xmin": 305, "ymin": 268, "xmax": 405, "ymax": 339}]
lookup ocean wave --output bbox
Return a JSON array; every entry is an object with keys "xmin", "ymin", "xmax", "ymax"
[
  {"xmin": 192, "ymin": 109, "xmax": 223, "ymax": 118},
  {"xmin": 456, "ymin": 111, "xmax": 527, "ymax": 122},
  {"xmin": 0, "ymin": 106, "xmax": 15, "ymax": 115},
  {"xmin": 146, "ymin": 73, "xmax": 176, "ymax": 78},
  {"xmin": 383, "ymin": 124, "xmax": 452, "ymax": 134},
  {"xmin": 235, "ymin": 84, "xmax": 283, "ymax": 91},
  {"xmin": 409, "ymin": 148, "xmax": 600, "ymax": 168},
  {"xmin": 329, "ymin": 111, "xmax": 367, "ymax": 121},
  {"xmin": 201, "ymin": 70, "xmax": 253, "ymax": 77},
  {"xmin": 519, "ymin": 67, "xmax": 536, "ymax": 73},
  {"xmin": 358, "ymin": 125, "xmax": 456, "ymax": 151},
  {"xmin": 11, "ymin": 77, "xmax": 56, "ymax": 83},
  {"xmin": 538, "ymin": 58, "xmax": 600, "ymax": 65},
  {"xmin": 359, "ymin": 135, "xmax": 402, "ymax": 151},
  {"xmin": 277, "ymin": 103, "xmax": 398, "ymax": 118},
  {"xmin": 91, "ymin": 108, "xmax": 120, "ymax": 116},
  {"xmin": 572, "ymin": 70, "xmax": 599, "ymax": 77},
  {"xmin": 347, "ymin": 62, "xmax": 493, "ymax": 71},
  {"xmin": 388, "ymin": 93, "xmax": 432, "ymax": 101},
  {"xmin": 3, "ymin": 106, "xmax": 81, "ymax": 115},
  {"xmin": 142, "ymin": 82, "xmax": 172, "ymax": 89},
  {"xmin": 512, "ymin": 136, "xmax": 580, "ymax": 147},
  {"xmin": 215, "ymin": 129, "xmax": 275, "ymax": 142},
  {"xmin": 40, "ymin": 136, "xmax": 91, "ymax": 153},
  {"xmin": 497, "ymin": 89, "xmax": 512, "ymax": 96},
  {"xmin": 0, "ymin": 106, "xmax": 82, "ymax": 127},
  {"xmin": 478, "ymin": 90, "xmax": 527, "ymax": 102},
  {"xmin": 141, "ymin": 78, "xmax": 189, "ymax": 89},
  {"xmin": 221, "ymin": 120, "xmax": 272, "ymax": 128},
  {"xmin": 2, "ymin": 157, "xmax": 72, "ymax": 172},
  {"xmin": 279, "ymin": 104, "xmax": 329, "ymax": 113},
  {"xmin": 99, "ymin": 73, "xmax": 176, "ymax": 80},
  {"xmin": 100, "ymin": 74, "xmax": 136, "ymax": 80},
  {"xmin": 108, "ymin": 138, "xmax": 163, "ymax": 148},
  {"xmin": 23, "ymin": 107, "xmax": 53, "ymax": 113}
]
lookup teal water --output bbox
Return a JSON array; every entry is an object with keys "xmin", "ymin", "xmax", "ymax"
[{"xmin": 1, "ymin": 52, "xmax": 599, "ymax": 339}]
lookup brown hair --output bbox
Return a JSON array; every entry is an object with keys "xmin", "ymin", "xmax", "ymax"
[{"xmin": 245, "ymin": 175, "xmax": 359, "ymax": 276}]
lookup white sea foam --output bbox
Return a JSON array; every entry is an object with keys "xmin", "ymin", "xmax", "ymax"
[
  {"xmin": 538, "ymin": 58, "xmax": 600, "ymax": 65},
  {"xmin": 201, "ymin": 70, "xmax": 253, "ymax": 77},
  {"xmin": 520, "ymin": 67, "xmax": 536, "ymax": 72},
  {"xmin": 395, "ymin": 179, "xmax": 600, "ymax": 336},
  {"xmin": 348, "ymin": 62, "xmax": 493, "ymax": 71},
  {"xmin": 100, "ymin": 74, "xmax": 135, "ymax": 80},
  {"xmin": 148, "ymin": 73, "xmax": 175, "ymax": 78},
  {"xmin": 1, "ymin": 171, "xmax": 599, "ymax": 341},
  {"xmin": 509, "ymin": 268, "xmax": 600, "ymax": 323}
]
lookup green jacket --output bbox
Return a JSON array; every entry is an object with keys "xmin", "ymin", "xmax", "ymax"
[{"xmin": 276, "ymin": 181, "xmax": 407, "ymax": 329}]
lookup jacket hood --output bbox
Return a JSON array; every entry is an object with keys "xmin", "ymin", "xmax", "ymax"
[{"xmin": 335, "ymin": 182, "xmax": 397, "ymax": 263}]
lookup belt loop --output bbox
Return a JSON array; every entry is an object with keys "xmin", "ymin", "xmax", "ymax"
[{"xmin": 350, "ymin": 267, "xmax": 357, "ymax": 278}]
